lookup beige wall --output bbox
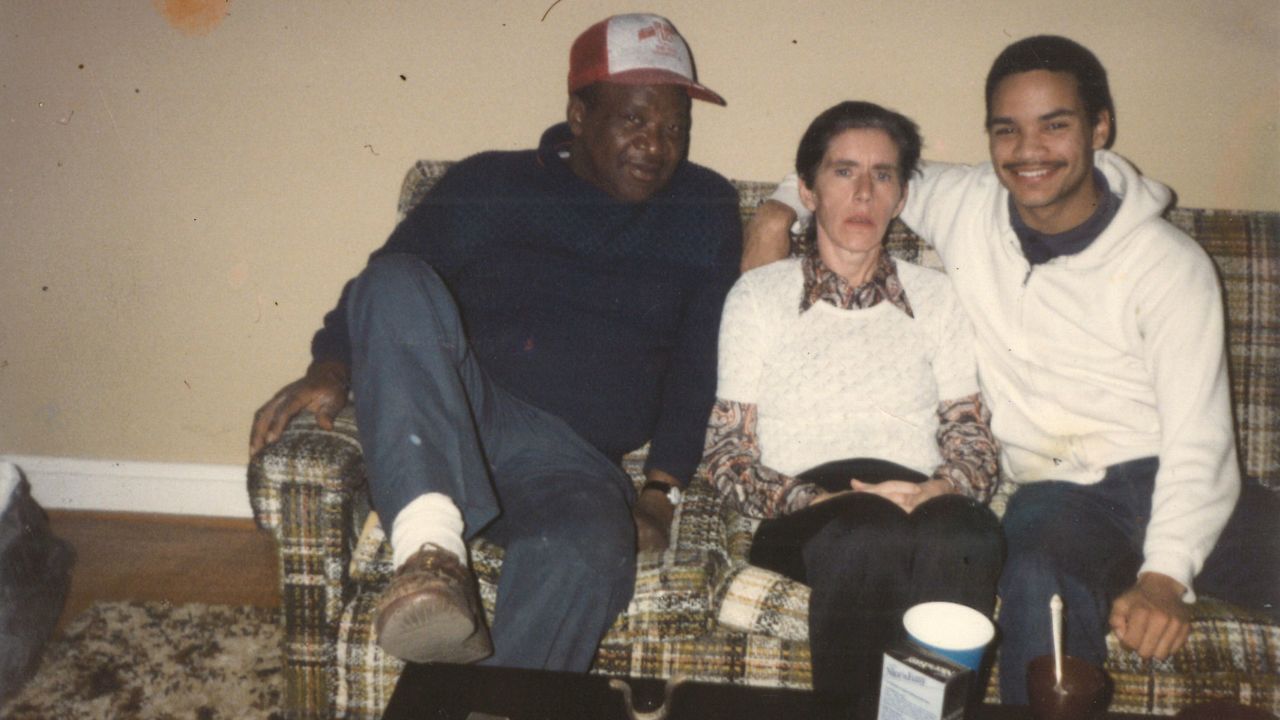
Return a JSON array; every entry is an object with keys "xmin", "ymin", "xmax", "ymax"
[{"xmin": 2, "ymin": 1, "xmax": 1277, "ymax": 468}]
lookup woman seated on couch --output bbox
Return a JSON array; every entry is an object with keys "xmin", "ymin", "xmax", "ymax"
[{"xmin": 704, "ymin": 100, "xmax": 1004, "ymax": 717}]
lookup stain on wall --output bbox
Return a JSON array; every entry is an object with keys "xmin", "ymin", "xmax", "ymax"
[{"xmin": 154, "ymin": 0, "xmax": 230, "ymax": 36}]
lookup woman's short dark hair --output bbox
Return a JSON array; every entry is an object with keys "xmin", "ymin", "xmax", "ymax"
[
  {"xmin": 984, "ymin": 35, "xmax": 1116, "ymax": 148},
  {"xmin": 794, "ymin": 101, "xmax": 922, "ymax": 190}
]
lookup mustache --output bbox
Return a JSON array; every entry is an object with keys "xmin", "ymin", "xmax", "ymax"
[{"xmin": 1002, "ymin": 160, "xmax": 1068, "ymax": 172}]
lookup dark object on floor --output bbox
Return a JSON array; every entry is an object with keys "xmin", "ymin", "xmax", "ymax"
[
  {"xmin": 383, "ymin": 661, "xmax": 1156, "ymax": 720},
  {"xmin": 1175, "ymin": 699, "xmax": 1278, "ymax": 720},
  {"xmin": 383, "ymin": 661, "xmax": 817, "ymax": 720},
  {"xmin": 0, "ymin": 462, "xmax": 75, "ymax": 702}
]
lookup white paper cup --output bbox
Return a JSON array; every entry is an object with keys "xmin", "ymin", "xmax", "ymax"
[{"xmin": 902, "ymin": 601, "xmax": 995, "ymax": 670}]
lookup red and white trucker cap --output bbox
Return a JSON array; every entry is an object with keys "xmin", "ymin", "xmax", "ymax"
[{"xmin": 568, "ymin": 13, "xmax": 726, "ymax": 106}]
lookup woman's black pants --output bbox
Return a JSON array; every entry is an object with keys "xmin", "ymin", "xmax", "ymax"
[{"xmin": 748, "ymin": 458, "xmax": 1004, "ymax": 716}]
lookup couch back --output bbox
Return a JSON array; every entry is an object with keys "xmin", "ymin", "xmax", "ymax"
[{"xmin": 397, "ymin": 160, "xmax": 1280, "ymax": 492}]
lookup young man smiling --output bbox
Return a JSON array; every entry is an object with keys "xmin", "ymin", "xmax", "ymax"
[
  {"xmin": 745, "ymin": 35, "xmax": 1279, "ymax": 705},
  {"xmin": 250, "ymin": 13, "xmax": 739, "ymax": 673},
  {"xmin": 986, "ymin": 67, "xmax": 1112, "ymax": 235}
]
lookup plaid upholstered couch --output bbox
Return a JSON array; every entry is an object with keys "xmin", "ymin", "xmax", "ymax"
[{"xmin": 249, "ymin": 160, "xmax": 1280, "ymax": 719}]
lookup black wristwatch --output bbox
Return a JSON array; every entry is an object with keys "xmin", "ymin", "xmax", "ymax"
[{"xmin": 641, "ymin": 480, "xmax": 684, "ymax": 506}]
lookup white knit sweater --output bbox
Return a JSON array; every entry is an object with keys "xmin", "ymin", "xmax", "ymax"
[
  {"xmin": 717, "ymin": 258, "xmax": 978, "ymax": 478},
  {"xmin": 770, "ymin": 150, "xmax": 1240, "ymax": 595}
]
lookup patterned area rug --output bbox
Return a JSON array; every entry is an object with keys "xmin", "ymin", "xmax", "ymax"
[{"xmin": 1, "ymin": 601, "xmax": 283, "ymax": 719}]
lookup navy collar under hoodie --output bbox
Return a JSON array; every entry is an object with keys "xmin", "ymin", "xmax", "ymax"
[{"xmin": 1009, "ymin": 169, "xmax": 1121, "ymax": 266}]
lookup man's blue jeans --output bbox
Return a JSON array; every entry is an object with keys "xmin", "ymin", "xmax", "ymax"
[
  {"xmin": 345, "ymin": 254, "xmax": 637, "ymax": 672},
  {"xmin": 997, "ymin": 457, "xmax": 1280, "ymax": 704}
]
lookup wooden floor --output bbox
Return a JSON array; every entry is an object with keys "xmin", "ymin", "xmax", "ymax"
[{"xmin": 47, "ymin": 509, "xmax": 280, "ymax": 634}]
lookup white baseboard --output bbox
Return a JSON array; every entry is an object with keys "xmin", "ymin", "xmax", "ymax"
[{"xmin": 1, "ymin": 455, "xmax": 252, "ymax": 518}]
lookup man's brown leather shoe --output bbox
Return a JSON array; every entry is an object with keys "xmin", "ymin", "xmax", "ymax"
[{"xmin": 374, "ymin": 543, "xmax": 493, "ymax": 664}]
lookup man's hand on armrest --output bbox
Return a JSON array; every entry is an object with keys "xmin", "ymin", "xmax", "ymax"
[
  {"xmin": 250, "ymin": 359, "xmax": 351, "ymax": 458},
  {"xmin": 741, "ymin": 199, "xmax": 798, "ymax": 272},
  {"xmin": 634, "ymin": 468, "xmax": 682, "ymax": 553},
  {"xmin": 1109, "ymin": 571, "xmax": 1192, "ymax": 660}
]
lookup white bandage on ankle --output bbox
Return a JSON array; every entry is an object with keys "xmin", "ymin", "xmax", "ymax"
[{"xmin": 391, "ymin": 493, "xmax": 466, "ymax": 569}]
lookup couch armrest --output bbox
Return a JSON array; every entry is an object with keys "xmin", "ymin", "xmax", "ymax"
[
  {"xmin": 247, "ymin": 404, "xmax": 365, "ymax": 719},
  {"xmin": 668, "ymin": 473, "xmax": 733, "ymax": 566},
  {"xmin": 702, "ymin": 478, "xmax": 814, "ymax": 643},
  {"xmin": 604, "ymin": 474, "xmax": 733, "ymax": 642}
]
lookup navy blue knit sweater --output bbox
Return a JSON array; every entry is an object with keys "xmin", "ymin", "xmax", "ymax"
[{"xmin": 312, "ymin": 124, "xmax": 742, "ymax": 483}]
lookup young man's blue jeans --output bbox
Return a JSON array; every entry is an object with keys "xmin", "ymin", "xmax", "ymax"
[
  {"xmin": 345, "ymin": 254, "xmax": 637, "ymax": 672},
  {"xmin": 997, "ymin": 457, "xmax": 1280, "ymax": 704}
]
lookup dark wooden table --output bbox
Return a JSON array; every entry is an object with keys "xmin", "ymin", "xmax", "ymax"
[{"xmin": 383, "ymin": 662, "xmax": 1156, "ymax": 719}]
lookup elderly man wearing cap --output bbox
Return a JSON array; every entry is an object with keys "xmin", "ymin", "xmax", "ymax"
[{"xmin": 249, "ymin": 14, "xmax": 738, "ymax": 672}]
